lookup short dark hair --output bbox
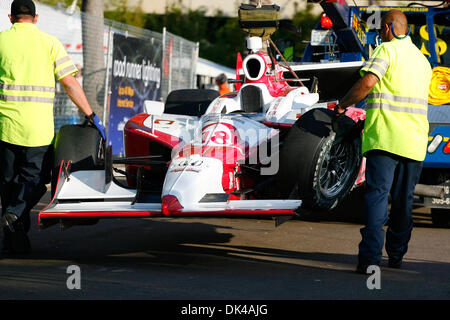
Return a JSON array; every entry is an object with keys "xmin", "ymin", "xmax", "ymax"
[
  {"xmin": 11, "ymin": 0, "xmax": 36, "ymax": 18},
  {"xmin": 215, "ymin": 73, "xmax": 227, "ymax": 84}
]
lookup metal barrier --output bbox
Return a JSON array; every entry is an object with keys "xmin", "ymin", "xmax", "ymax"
[
  {"xmin": 162, "ymin": 27, "xmax": 199, "ymax": 99},
  {"xmin": 0, "ymin": 2, "xmax": 198, "ymax": 134}
]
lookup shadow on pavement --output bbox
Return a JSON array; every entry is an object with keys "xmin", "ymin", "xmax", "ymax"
[
  {"xmin": 1, "ymin": 191, "xmax": 449, "ymax": 300},
  {"xmin": 294, "ymin": 186, "xmax": 440, "ymax": 229},
  {"xmin": 0, "ymin": 190, "xmax": 448, "ymax": 267}
]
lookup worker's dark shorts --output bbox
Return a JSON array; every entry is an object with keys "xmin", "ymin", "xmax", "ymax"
[{"xmin": 0, "ymin": 140, "xmax": 53, "ymax": 231}]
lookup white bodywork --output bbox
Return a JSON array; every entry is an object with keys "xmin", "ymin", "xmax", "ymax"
[{"xmin": 43, "ymin": 82, "xmax": 328, "ymax": 216}]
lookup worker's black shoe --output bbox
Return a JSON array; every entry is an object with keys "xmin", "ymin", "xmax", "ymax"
[
  {"xmin": 355, "ymin": 264, "xmax": 370, "ymax": 274},
  {"xmin": 355, "ymin": 263, "xmax": 381, "ymax": 274},
  {"xmin": 388, "ymin": 258, "xmax": 402, "ymax": 269},
  {"xmin": 2, "ymin": 212, "xmax": 18, "ymax": 232},
  {"xmin": 11, "ymin": 223, "xmax": 31, "ymax": 254},
  {"xmin": 1, "ymin": 213, "xmax": 31, "ymax": 255}
]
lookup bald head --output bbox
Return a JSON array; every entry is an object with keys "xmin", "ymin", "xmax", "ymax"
[{"xmin": 380, "ymin": 10, "xmax": 409, "ymax": 41}]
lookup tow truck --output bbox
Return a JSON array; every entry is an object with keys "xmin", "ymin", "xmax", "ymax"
[{"xmin": 289, "ymin": 0, "xmax": 450, "ymax": 226}]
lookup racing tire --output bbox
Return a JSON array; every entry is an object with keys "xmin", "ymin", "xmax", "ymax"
[
  {"xmin": 277, "ymin": 108, "xmax": 362, "ymax": 211},
  {"xmin": 51, "ymin": 124, "xmax": 102, "ymax": 197},
  {"xmin": 431, "ymin": 208, "xmax": 450, "ymax": 228}
]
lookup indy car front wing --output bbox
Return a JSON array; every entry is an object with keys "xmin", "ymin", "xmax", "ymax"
[{"xmin": 38, "ymin": 162, "xmax": 301, "ymax": 228}]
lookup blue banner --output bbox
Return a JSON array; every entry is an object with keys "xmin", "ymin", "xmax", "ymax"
[{"xmin": 108, "ymin": 33, "xmax": 162, "ymax": 155}]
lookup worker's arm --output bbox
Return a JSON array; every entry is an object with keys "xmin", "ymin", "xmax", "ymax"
[
  {"xmin": 59, "ymin": 74, "xmax": 93, "ymax": 116},
  {"xmin": 335, "ymin": 72, "xmax": 379, "ymax": 114},
  {"xmin": 59, "ymin": 74, "xmax": 106, "ymax": 140}
]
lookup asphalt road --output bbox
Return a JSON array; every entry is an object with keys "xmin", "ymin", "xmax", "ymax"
[{"xmin": 0, "ymin": 189, "xmax": 449, "ymax": 301}]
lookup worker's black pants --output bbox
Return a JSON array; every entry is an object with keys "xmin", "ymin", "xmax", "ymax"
[
  {"xmin": 358, "ymin": 150, "xmax": 423, "ymax": 266},
  {"xmin": 0, "ymin": 140, "xmax": 52, "ymax": 246}
]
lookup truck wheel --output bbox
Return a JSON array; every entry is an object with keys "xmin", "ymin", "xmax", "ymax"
[
  {"xmin": 431, "ymin": 208, "xmax": 450, "ymax": 228},
  {"xmin": 51, "ymin": 124, "xmax": 102, "ymax": 197},
  {"xmin": 277, "ymin": 108, "xmax": 362, "ymax": 211}
]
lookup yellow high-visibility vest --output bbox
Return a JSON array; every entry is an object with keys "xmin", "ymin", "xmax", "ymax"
[
  {"xmin": 0, "ymin": 22, "xmax": 78, "ymax": 147},
  {"xmin": 360, "ymin": 36, "xmax": 432, "ymax": 161}
]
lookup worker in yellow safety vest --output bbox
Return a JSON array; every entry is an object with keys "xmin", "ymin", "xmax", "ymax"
[
  {"xmin": 334, "ymin": 10, "xmax": 432, "ymax": 274},
  {"xmin": 0, "ymin": 0, "xmax": 106, "ymax": 255}
]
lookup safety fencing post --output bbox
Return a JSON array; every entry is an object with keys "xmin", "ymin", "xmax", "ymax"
[
  {"xmin": 103, "ymin": 25, "xmax": 113, "ymax": 129},
  {"xmin": 0, "ymin": 2, "xmax": 198, "ymax": 141}
]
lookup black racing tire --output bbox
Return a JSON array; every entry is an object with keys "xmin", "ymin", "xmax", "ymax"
[
  {"xmin": 164, "ymin": 89, "xmax": 220, "ymax": 116},
  {"xmin": 431, "ymin": 208, "xmax": 450, "ymax": 228},
  {"xmin": 51, "ymin": 124, "xmax": 102, "ymax": 197},
  {"xmin": 277, "ymin": 108, "xmax": 362, "ymax": 211}
]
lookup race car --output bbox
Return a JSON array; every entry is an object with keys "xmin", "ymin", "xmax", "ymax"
[{"xmin": 39, "ymin": 36, "xmax": 365, "ymax": 229}]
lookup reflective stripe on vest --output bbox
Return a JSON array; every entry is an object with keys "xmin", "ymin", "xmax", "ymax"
[
  {"xmin": 366, "ymin": 93, "xmax": 428, "ymax": 116},
  {"xmin": 54, "ymin": 56, "xmax": 72, "ymax": 68},
  {"xmin": 0, "ymin": 83, "xmax": 55, "ymax": 93},
  {"xmin": 367, "ymin": 93, "xmax": 428, "ymax": 106},
  {"xmin": 0, "ymin": 23, "xmax": 76, "ymax": 147},
  {"xmin": 360, "ymin": 36, "xmax": 432, "ymax": 161},
  {"xmin": 56, "ymin": 66, "xmax": 76, "ymax": 79},
  {"xmin": 365, "ymin": 58, "xmax": 389, "ymax": 77},
  {"xmin": 366, "ymin": 102, "xmax": 427, "ymax": 116},
  {"xmin": 0, "ymin": 94, "xmax": 54, "ymax": 104},
  {"xmin": 0, "ymin": 82, "xmax": 55, "ymax": 104}
]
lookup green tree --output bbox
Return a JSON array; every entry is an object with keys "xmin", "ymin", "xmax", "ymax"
[
  {"xmin": 141, "ymin": 3, "xmax": 244, "ymax": 69},
  {"xmin": 105, "ymin": 0, "xmax": 320, "ymax": 67},
  {"xmin": 143, "ymin": 1, "xmax": 209, "ymax": 42},
  {"xmin": 104, "ymin": 0, "xmax": 146, "ymax": 27},
  {"xmin": 35, "ymin": 0, "xmax": 79, "ymax": 10},
  {"xmin": 272, "ymin": 2, "xmax": 320, "ymax": 61},
  {"xmin": 292, "ymin": 2, "xmax": 320, "ymax": 58},
  {"xmin": 204, "ymin": 17, "xmax": 244, "ymax": 69}
]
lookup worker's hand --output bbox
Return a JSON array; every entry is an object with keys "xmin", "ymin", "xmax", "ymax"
[
  {"xmin": 346, "ymin": 119, "xmax": 365, "ymax": 141},
  {"xmin": 87, "ymin": 112, "xmax": 106, "ymax": 141},
  {"xmin": 332, "ymin": 104, "xmax": 346, "ymax": 132},
  {"xmin": 334, "ymin": 104, "xmax": 346, "ymax": 115}
]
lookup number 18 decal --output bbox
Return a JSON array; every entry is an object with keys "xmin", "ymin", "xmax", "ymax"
[{"xmin": 202, "ymin": 123, "xmax": 237, "ymax": 146}]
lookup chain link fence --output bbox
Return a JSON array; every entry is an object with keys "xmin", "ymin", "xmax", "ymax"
[
  {"xmin": 0, "ymin": 1, "xmax": 198, "ymax": 134},
  {"xmin": 162, "ymin": 28, "xmax": 199, "ymax": 99}
]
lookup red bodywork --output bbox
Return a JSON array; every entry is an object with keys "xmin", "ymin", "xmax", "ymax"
[{"xmin": 123, "ymin": 50, "xmax": 366, "ymax": 197}]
